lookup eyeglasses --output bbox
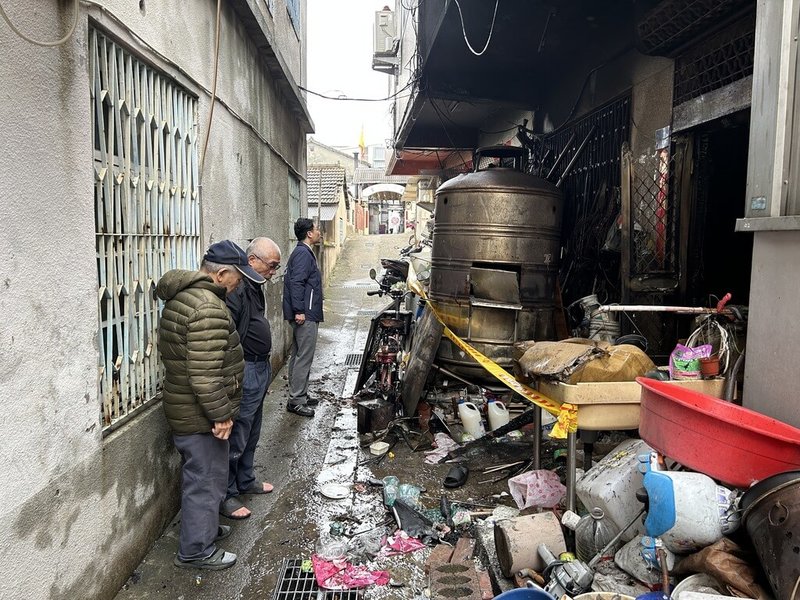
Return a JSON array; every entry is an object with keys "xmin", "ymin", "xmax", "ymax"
[{"xmin": 253, "ymin": 255, "xmax": 281, "ymax": 270}]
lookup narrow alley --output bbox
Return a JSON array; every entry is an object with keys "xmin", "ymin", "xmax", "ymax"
[
  {"xmin": 4, "ymin": 1, "xmax": 800, "ymax": 599},
  {"xmin": 114, "ymin": 234, "xmax": 429, "ymax": 600}
]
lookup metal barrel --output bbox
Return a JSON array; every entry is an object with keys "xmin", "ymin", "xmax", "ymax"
[{"xmin": 430, "ymin": 164, "xmax": 563, "ymax": 382}]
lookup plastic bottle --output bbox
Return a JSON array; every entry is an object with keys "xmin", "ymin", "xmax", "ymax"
[
  {"xmin": 487, "ymin": 399, "xmax": 510, "ymax": 430},
  {"xmin": 575, "ymin": 507, "xmax": 621, "ymax": 562},
  {"xmin": 458, "ymin": 400, "xmax": 485, "ymax": 438}
]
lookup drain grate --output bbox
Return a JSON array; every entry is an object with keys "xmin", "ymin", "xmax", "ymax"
[
  {"xmin": 357, "ymin": 309, "xmax": 376, "ymax": 316},
  {"xmin": 340, "ymin": 282, "xmax": 376, "ymax": 289},
  {"xmin": 344, "ymin": 353, "xmax": 363, "ymax": 367},
  {"xmin": 272, "ymin": 558, "xmax": 362, "ymax": 600}
]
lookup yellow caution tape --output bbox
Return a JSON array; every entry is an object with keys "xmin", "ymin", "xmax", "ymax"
[{"xmin": 407, "ymin": 272, "xmax": 578, "ymax": 439}]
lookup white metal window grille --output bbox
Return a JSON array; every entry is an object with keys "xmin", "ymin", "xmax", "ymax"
[
  {"xmin": 289, "ymin": 172, "xmax": 301, "ymax": 240},
  {"xmin": 90, "ymin": 28, "xmax": 201, "ymax": 429}
]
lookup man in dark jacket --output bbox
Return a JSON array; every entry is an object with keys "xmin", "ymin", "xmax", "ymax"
[
  {"xmin": 222, "ymin": 237, "xmax": 281, "ymax": 520},
  {"xmin": 282, "ymin": 218, "xmax": 323, "ymax": 417},
  {"xmin": 156, "ymin": 240, "xmax": 262, "ymax": 570}
]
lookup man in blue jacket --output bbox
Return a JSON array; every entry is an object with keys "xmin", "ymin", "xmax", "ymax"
[{"xmin": 282, "ymin": 218, "xmax": 323, "ymax": 417}]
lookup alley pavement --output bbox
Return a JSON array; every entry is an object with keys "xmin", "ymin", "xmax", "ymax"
[{"xmin": 114, "ymin": 233, "xmax": 414, "ymax": 600}]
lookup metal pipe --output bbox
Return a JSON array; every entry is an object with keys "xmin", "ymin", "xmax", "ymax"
[
  {"xmin": 588, "ymin": 507, "xmax": 646, "ymax": 568},
  {"xmin": 566, "ymin": 431, "xmax": 577, "ymax": 512},
  {"xmin": 725, "ymin": 351, "xmax": 745, "ymax": 403},
  {"xmin": 546, "ymin": 131, "xmax": 576, "ymax": 180},
  {"xmin": 533, "ymin": 406, "xmax": 542, "ymax": 470},
  {"xmin": 556, "ymin": 125, "xmax": 596, "ymax": 188},
  {"xmin": 596, "ymin": 304, "xmax": 727, "ymax": 315},
  {"xmin": 430, "ymin": 363, "xmax": 480, "ymax": 388}
]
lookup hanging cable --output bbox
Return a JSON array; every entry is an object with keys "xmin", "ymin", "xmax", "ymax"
[
  {"xmin": 0, "ymin": 0, "xmax": 79, "ymax": 47},
  {"xmin": 452, "ymin": 0, "xmax": 499, "ymax": 57},
  {"xmin": 199, "ymin": 0, "xmax": 222, "ymax": 177},
  {"xmin": 299, "ymin": 77, "xmax": 417, "ymax": 102}
]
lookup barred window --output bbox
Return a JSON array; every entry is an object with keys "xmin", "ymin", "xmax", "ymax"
[
  {"xmin": 289, "ymin": 172, "xmax": 301, "ymax": 241},
  {"xmin": 90, "ymin": 28, "xmax": 201, "ymax": 429}
]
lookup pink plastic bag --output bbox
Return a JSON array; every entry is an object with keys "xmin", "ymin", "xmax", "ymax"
[{"xmin": 508, "ymin": 469, "xmax": 566, "ymax": 509}]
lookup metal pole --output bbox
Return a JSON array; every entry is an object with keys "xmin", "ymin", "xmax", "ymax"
[
  {"xmin": 566, "ymin": 431, "xmax": 577, "ymax": 512},
  {"xmin": 545, "ymin": 131, "xmax": 576, "ymax": 181},
  {"xmin": 597, "ymin": 304, "xmax": 725, "ymax": 314},
  {"xmin": 556, "ymin": 125, "xmax": 596, "ymax": 188},
  {"xmin": 532, "ymin": 406, "xmax": 542, "ymax": 470}
]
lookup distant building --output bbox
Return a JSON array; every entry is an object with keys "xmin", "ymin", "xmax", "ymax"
[
  {"xmin": 307, "ymin": 165, "xmax": 350, "ymax": 281},
  {"xmin": 352, "ymin": 168, "xmax": 408, "ymax": 235}
]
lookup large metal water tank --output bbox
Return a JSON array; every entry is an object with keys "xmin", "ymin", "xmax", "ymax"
[{"xmin": 430, "ymin": 146, "xmax": 563, "ymax": 382}]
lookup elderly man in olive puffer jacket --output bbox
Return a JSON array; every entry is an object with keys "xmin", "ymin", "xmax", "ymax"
[{"xmin": 156, "ymin": 241, "xmax": 262, "ymax": 570}]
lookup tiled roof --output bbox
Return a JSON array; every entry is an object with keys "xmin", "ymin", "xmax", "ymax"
[
  {"xmin": 307, "ymin": 165, "xmax": 346, "ymax": 204},
  {"xmin": 352, "ymin": 167, "xmax": 409, "ymax": 185},
  {"xmin": 308, "ymin": 205, "xmax": 340, "ymax": 221}
]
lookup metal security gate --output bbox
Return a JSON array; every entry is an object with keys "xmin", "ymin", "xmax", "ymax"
[{"xmin": 540, "ymin": 95, "xmax": 631, "ymax": 302}]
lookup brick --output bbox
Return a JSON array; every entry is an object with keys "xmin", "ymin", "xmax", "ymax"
[
  {"xmin": 477, "ymin": 568, "xmax": 494, "ymax": 600},
  {"xmin": 425, "ymin": 543, "xmax": 455, "ymax": 574},
  {"xmin": 430, "ymin": 560, "xmax": 482, "ymax": 600}
]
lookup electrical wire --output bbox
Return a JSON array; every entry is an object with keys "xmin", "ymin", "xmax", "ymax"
[
  {"xmin": 0, "ymin": 0, "xmax": 79, "ymax": 47},
  {"xmin": 428, "ymin": 97, "xmax": 471, "ymax": 172},
  {"xmin": 453, "ymin": 0, "xmax": 499, "ymax": 57},
  {"xmin": 299, "ymin": 77, "xmax": 417, "ymax": 102},
  {"xmin": 199, "ymin": 0, "xmax": 222, "ymax": 177}
]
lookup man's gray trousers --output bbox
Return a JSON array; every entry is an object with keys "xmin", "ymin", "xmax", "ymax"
[
  {"xmin": 172, "ymin": 433, "xmax": 228, "ymax": 560},
  {"xmin": 288, "ymin": 320, "xmax": 318, "ymax": 406}
]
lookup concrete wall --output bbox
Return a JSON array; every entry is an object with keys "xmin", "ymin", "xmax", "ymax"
[
  {"xmin": 743, "ymin": 231, "xmax": 800, "ymax": 427},
  {"xmin": 319, "ymin": 197, "xmax": 348, "ymax": 282},
  {"xmin": 0, "ymin": 1, "xmax": 306, "ymax": 598},
  {"xmin": 538, "ymin": 49, "xmax": 674, "ymax": 163}
]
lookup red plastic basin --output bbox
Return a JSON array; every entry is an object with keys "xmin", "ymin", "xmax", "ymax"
[{"xmin": 637, "ymin": 378, "xmax": 800, "ymax": 488}]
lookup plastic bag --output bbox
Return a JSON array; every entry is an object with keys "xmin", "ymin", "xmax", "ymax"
[
  {"xmin": 508, "ymin": 469, "xmax": 566, "ymax": 509},
  {"xmin": 669, "ymin": 343, "xmax": 712, "ymax": 380}
]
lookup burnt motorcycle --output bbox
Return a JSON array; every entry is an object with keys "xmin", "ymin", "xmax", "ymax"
[{"xmin": 354, "ymin": 258, "xmax": 415, "ymax": 412}]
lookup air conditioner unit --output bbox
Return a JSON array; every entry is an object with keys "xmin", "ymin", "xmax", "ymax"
[{"xmin": 374, "ymin": 9, "xmax": 397, "ymax": 57}]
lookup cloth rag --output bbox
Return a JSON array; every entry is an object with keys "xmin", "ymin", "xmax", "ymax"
[{"xmin": 311, "ymin": 555, "xmax": 390, "ymax": 590}]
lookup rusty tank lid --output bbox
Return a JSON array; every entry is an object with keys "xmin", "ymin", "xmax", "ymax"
[
  {"xmin": 436, "ymin": 167, "xmax": 560, "ymax": 196},
  {"xmin": 435, "ymin": 146, "xmax": 560, "ymax": 196}
]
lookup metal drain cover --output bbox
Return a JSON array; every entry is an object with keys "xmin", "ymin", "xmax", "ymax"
[
  {"xmin": 272, "ymin": 558, "xmax": 362, "ymax": 600},
  {"xmin": 344, "ymin": 353, "xmax": 362, "ymax": 367}
]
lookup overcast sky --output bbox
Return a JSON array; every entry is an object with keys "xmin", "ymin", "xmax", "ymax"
[{"xmin": 306, "ymin": 0, "xmax": 395, "ymax": 148}]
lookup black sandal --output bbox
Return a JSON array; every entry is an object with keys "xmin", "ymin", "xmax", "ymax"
[
  {"xmin": 220, "ymin": 497, "xmax": 251, "ymax": 520},
  {"xmin": 443, "ymin": 465, "xmax": 469, "ymax": 488}
]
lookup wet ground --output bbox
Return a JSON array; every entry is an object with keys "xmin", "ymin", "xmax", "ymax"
[
  {"xmin": 112, "ymin": 234, "xmax": 450, "ymax": 599},
  {"xmin": 114, "ymin": 232, "xmax": 559, "ymax": 600}
]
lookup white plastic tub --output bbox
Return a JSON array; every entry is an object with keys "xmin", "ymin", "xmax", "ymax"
[
  {"xmin": 576, "ymin": 438, "xmax": 653, "ymax": 542},
  {"xmin": 539, "ymin": 377, "xmax": 726, "ymax": 431}
]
